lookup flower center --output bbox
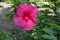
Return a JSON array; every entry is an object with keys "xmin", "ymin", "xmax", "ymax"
[
  {"xmin": 22, "ymin": 11, "xmax": 31, "ymax": 22},
  {"xmin": 23, "ymin": 14, "xmax": 30, "ymax": 22},
  {"xmin": 25, "ymin": 16, "xmax": 28, "ymax": 20}
]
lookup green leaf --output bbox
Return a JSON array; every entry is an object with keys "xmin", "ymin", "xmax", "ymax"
[
  {"xmin": 42, "ymin": 34, "xmax": 57, "ymax": 40},
  {"xmin": 33, "ymin": 0, "xmax": 46, "ymax": 7},
  {"xmin": 45, "ymin": 22, "xmax": 60, "ymax": 30},
  {"xmin": 6, "ymin": 11, "xmax": 15, "ymax": 20},
  {"xmin": 0, "ymin": 32, "xmax": 13, "ymax": 40},
  {"xmin": 5, "ymin": 36, "xmax": 13, "ymax": 40},
  {"xmin": 43, "ymin": 27, "xmax": 56, "ymax": 35}
]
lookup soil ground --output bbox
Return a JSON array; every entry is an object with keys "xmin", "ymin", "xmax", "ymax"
[{"xmin": 0, "ymin": 2, "xmax": 16, "ymax": 31}]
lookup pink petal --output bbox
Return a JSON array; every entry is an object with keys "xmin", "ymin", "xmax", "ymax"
[
  {"xmin": 22, "ymin": 19, "xmax": 36, "ymax": 31},
  {"xmin": 31, "ymin": 16, "xmax": 37, "ymax": 23},
  {"xmin": 20, "ymin": 4, "xmax": 34, "ymax": 12},
  {"xmin": 31, "ymin": 8, "xmax": 38, "ymax": 16},
  {"xmin": 16, "ymin": 4, "xmax": 38, "ymax": 16},
  {"xmin": 14, "ymin": 15, "xmax": 36, "ymax": 31},
  {"xmin": 14, "ymin": 15, "xmax": 25, "ymax": 27},
  {"xmin": 16, "ymin": 7, "xmax": 24, "ymax": 17}
]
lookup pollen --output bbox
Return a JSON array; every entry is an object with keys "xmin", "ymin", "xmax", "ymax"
[{"xmin": 25, "ymin": 16, "xmax": 28, "ymax": 19}]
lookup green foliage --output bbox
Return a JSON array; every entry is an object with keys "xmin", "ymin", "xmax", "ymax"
[
  {"xmin": 42, "ymin": 34, "xmax": 57, "ymax": 40},
  {"xmin": 45, "ymin": 22, "xmax": 60, "ymax": 30},
  {"xmin": 0, "ymin": 32, "xmax": 13, "ymax": 40},
  {"xmin": 6, "ymin": 11, "xmax": 15, "ymax": 20},
  {"xmin": 4, "ymin": 0, "xmax": 60, "ymax": 40}
]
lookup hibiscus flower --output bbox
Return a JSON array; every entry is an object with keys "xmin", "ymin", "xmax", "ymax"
[{"xmin": 14, "ymin": 4, "xmax": 38, "ymax": 31}]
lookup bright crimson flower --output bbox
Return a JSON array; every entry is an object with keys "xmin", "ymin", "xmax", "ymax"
[{"xmin": 14, "ymin": 4, "xmax": 38, "ymax": 31}]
